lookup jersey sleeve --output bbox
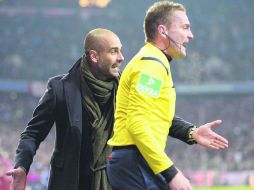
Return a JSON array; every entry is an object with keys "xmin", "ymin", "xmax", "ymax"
[{"xmin": 125, "ymin": 60, "xmax": 173, "ymax": 174}]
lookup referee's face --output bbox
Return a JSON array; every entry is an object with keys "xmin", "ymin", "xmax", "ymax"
[{"xmin": 165, "ymin": 10, "xmax": 193, "ymax": 59}]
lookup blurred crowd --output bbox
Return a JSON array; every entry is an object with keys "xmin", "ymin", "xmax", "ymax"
[{"xmin": 0, "ymin": 0, "xmax": 253, "ymax": 83}]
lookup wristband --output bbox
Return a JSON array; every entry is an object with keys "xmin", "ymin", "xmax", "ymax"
[{"xmin": 187, "ymin": 126, "xmax": 197, "ymax": 144}]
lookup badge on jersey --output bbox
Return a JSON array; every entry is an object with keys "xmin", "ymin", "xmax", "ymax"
[{"xmin": 137, "ymin": 73, "xmax": 162, "ymax": 98}]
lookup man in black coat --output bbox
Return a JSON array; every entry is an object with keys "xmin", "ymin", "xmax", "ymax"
[{"xmin": 6, "ymin": 28, "xmax": 124, "ymax": 190}]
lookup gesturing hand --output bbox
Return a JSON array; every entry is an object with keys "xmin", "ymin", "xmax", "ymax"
[
  {"xmin": 6, "ymin": 167, "xmax": 27, "ymax": 190},
  {"xmin": 192, "ymin": 120, "xmax": 229, "ymax": 149}
]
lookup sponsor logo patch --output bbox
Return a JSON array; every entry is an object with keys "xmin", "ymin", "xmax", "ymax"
[{"xmin": 137, "ymin": 73, "xmax": 162, "ymax": 98}]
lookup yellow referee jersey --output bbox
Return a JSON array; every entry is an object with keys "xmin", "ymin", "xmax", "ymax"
[{"xmin": 108, "ymin": 43, "xmax": 176, "ymax": 174}]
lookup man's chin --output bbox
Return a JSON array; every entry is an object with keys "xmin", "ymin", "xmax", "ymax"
[
  {"xmin": 172, "ymin": 53, "xmax": 185, "ymax": 59},
  {"xmin": 181, "ymin": 49, "xmax": 187, "ymax": 57},
  {"xmin": 110, "ymin": 71, "xmax": 120, "ymax": 78},
  {"xmin": 112, "ymin": 68, "xmax": 120, "ymax": 75}
]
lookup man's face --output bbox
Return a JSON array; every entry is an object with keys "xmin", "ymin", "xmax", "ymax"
[
  {"xmin": 165, "ymin": 10, "xmax": 194, "ymax": 58},
  {"xmin": 97, "ymin": 34, "xmax": 124, "ymax": 80}
]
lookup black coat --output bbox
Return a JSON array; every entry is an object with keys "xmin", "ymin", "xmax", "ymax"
[{"xmin": 15, "ymin": 59, "xmax": 84, "ymax": 190}]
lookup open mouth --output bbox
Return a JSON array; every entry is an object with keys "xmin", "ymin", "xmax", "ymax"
[{"xmin": 112, "ymin": 63, "xmax": 120, "ymax": 68}]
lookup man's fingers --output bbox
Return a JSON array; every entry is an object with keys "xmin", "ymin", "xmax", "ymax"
[
  {"xmin": 215, "ymin": 135, "xmax": 229, "ymax": 145},
  {"xmin": 209, "ymin": 136, "xmax": 229, "ymax": 149},
  {"xmin": 214, "ymin": 139, "xmax": 228, "ymax": 149},
  {"xmin": 5, "ymin": 170, "xmax": 13, "ymax": 176},
  {"xmin": 208, "ymin": 120, "xmax": 222, "ymax": 128},
  {"xmin": 208, "ymin": 143, "xmax": 219, "ymax": 150}
]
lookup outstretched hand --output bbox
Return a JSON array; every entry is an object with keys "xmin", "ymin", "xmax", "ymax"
[
  {"xmin": 192, "ymin": 120, "xmax": 228, "ymax": 149},
  {"xmin": 5, "ymin": 167, "xmax": 27, "ymax": 190}
]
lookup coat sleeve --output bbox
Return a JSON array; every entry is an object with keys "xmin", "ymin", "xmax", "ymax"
[
  {"xmin": 169, "ymin": 115, "xmax": 195, "ymax": 144},
  {"xmin": 14, "ymin": 78, "xmax": 57, "ymax": 173}
]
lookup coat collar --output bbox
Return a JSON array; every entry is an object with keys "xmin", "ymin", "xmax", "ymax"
[{"xmin": 63, "ymin": 58, "xmax": 82, "ymax": 132}]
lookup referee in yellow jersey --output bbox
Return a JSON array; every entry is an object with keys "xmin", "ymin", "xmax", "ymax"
[{"xmin": 107, "ymin": 1, "xmax": 229, "ymax": 190}]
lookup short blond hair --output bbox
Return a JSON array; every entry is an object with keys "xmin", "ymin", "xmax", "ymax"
[{"xmin": 144, "ymin": 1, "xmax": 185, "ymax": 42}]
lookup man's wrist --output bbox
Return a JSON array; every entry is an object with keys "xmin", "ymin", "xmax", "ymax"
[
  {"xmin": 160, "ymin": 165, "xmax": 178, "ymax": 183},
  {"xmin": 187, "ymin": 126, "xmax": 198, "ymax": 144},
  {"xmin": 16, "ymin": 166, "xmax": 27, "ymax": 174}
]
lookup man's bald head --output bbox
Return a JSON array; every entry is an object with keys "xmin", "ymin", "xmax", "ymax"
[
  {"xmin": 84, "ymin": 28, "xmax": 118, "ymax": 53},
  {"xmin": 82, "ymin": 28, "xmax": 124, "ymax": 80}
]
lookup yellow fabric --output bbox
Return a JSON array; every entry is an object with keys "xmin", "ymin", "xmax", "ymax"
[{"xmin": 108, "ymin": 43, "xmax": 176, "ymax": 174}]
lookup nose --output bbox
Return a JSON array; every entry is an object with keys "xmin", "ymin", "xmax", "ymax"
[
  {"xmin": 188, "ymin": 30, "xmax": 194, "ymax": 40},
  {"xmin": 118, "ymin": 51, "xmax": 124, "ymax": 62}
]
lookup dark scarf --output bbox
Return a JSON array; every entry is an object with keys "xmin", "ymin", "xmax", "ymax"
[{"xmin": 80, "ymin": 55, "xmax": 118, "ymax": 190}]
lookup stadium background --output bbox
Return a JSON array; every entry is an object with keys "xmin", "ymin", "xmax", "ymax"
[{"xmin": 0, "ymin": 0, "xmax": 254, "ymax": 189}]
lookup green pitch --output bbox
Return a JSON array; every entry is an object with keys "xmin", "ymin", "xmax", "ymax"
[{"xmin": 195, "ymin": 187, "xmax": 254, "ymax": 190}]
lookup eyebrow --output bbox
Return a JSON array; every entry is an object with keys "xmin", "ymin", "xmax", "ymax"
[
  {"xmin": 183, "ymin": 23, "xmax": 191, "ymax": 28},
  {"xmin": 110, "ymin": 46, "xmax": 122, "ymax": 51}
]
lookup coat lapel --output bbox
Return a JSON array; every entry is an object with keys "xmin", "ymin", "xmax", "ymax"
[{"xmin": 63, "ymin": 59, "xmax": 82, "ymax": 132}]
